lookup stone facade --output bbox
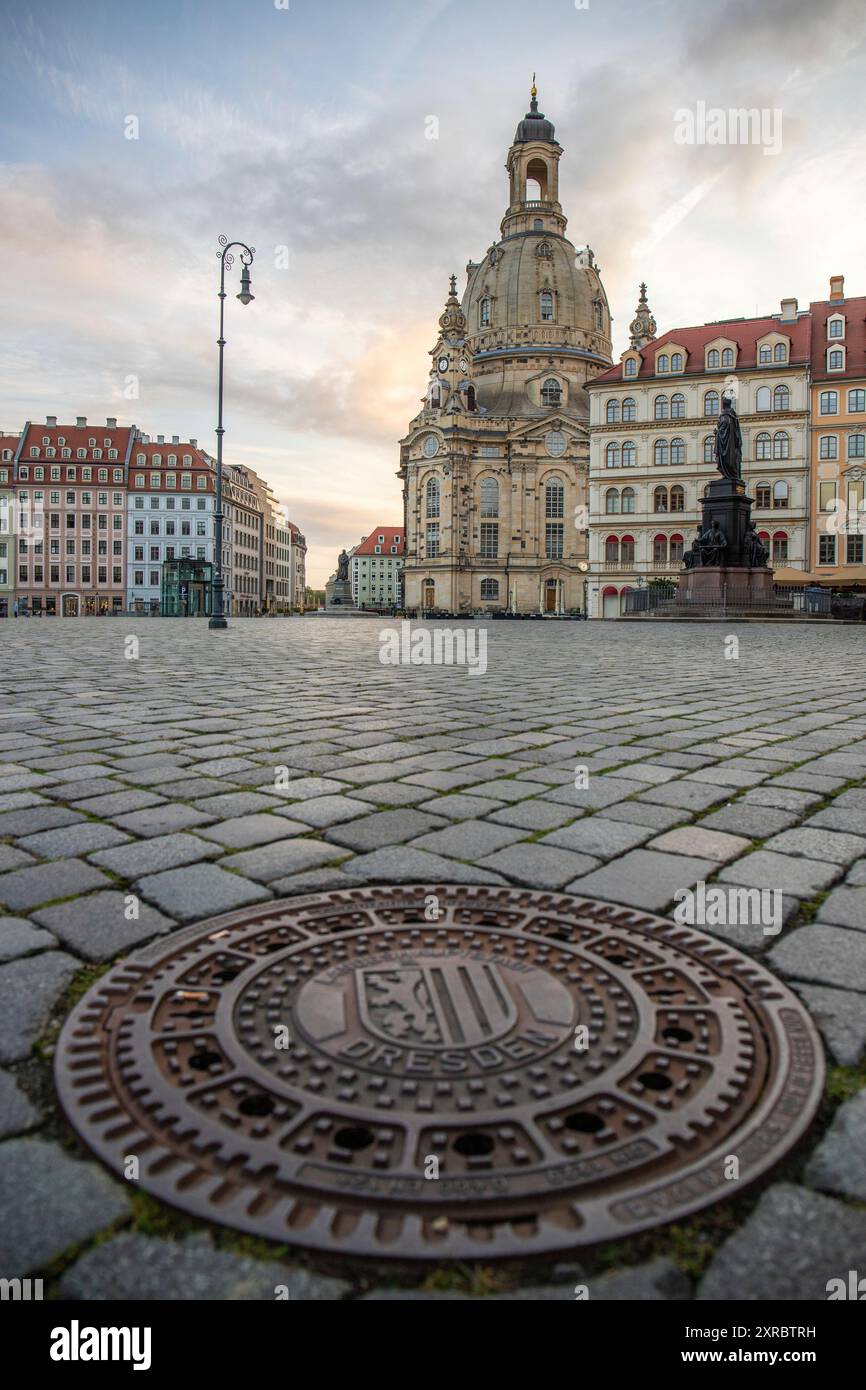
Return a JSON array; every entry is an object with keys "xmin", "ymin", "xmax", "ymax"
[
  {"xmin": 809, "ymin": 277, "xmax": 866, "ymax": 585},
  {"xmin": 399, "ymin": 87, "xmax": 611, "ymax": 615}
]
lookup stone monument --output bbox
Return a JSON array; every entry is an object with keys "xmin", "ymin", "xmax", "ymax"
[
  {"xmin": 677, "ymin": 394, "xmax": 773, "ymax": 606},
  {"xmin": 325, "ymin": 548, "xmax": 354, "ymax": 610}
]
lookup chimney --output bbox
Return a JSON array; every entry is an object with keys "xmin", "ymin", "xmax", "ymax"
[
  {"xmin": 76, "ymin": 416, "xmax": 86, "ymax": 427},
  {"xmin": 779, "ymin": 297, "xmax": 798, "ymax": 323},
  {"xmin": 830, "ymin": 274, "xmax": 845, "ymax": 302},
  {"xmin": 46, "ymin": 415, "xmax": 57, "ymax": 427},
  {"xmin": 190, "ymin": 438, "xmax": 197, "ymax": 447},
  {"xmin": 157, "ymin": 434, "xmax": 164, "ymax": 444},
  {"xmin": 106, "ymin": 416, "xmax": 117, "ymax": 428},
  {"xmin": 172, "ymin": 435, "xmax": 179, "ymax": 445}
]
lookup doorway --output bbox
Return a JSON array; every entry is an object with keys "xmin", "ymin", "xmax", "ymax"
[
  {"xmin": 544, "ymin": 580, "xmax": 558, "ymax": 613},
  {"xmin": 423, "ymin": 580, "xmax": 435, "ymax": 611},
  {"xmin": 62, "ymin": 593, "xmax": 80, "ymax": 617}
]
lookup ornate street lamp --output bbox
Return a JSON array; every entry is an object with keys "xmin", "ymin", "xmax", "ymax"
[{"xmin": 209, "ymin": 235, "xmax": 255, "ymax": 630}]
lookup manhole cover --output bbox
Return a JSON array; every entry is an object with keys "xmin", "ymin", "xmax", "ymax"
[{"xmin": 55, "ymin": 886, "xmax": 823, "ymax": 1261}]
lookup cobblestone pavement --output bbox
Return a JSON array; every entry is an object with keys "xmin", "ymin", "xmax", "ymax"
[{"xmin": 1, "ymin": 616, "xmax": 865, "ymax": 1299}]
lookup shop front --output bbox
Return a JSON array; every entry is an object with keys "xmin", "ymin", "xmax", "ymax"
[{"xmin": 161, "ymin": 559, "xmax": 214, "ymax": 617}]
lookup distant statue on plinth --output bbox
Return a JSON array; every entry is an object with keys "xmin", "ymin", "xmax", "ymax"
[
  {"xmin": 700, "ymin": 520, "xmax": 727, "ymax": 566},
  {"xmin": 683, "ymin": 527, "xmax": 702, "ymax": 570},
  {"xmin": 715, "ymin": 395, "xmax": 743, "ymax": 484},
  {"xmin": 336, "ymin": 548, "xmax": 350, "ymax": 582}
]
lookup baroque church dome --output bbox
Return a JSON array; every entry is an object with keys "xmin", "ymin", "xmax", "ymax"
[{"xmin": 457, "ymin": 84, "xmax": 612, "ymax": 418}]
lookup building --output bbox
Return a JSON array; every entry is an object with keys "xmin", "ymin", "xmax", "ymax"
[
  {"xmin": 127, "ymin": 436, "xmax": 215, "ymax": 614},
  {"xmin": 399, "ymin": 84, "xmax": 612, "ymax": 614},
  {"xmin": 288, "ymin": 522, "xmax": 306, "ymax": 610},
  {"xmin": 351, "ymin": 527, "xmax": 405, "ymax": 607},
  {"xmin": 273, "ymin": 512, "xmax": 293, "ymax": 613},
  {"xmin": 14, "ymin": 417, "xmax": 135, "ymax": 616},
  {"xmin": 586, "ymin": 294, "xmax": 812, "ymax": 616},
  {"xmin": 0, "ymin": 433, "xmax": 20, "ymax": 617},
  {"xmin": 223, "ymin": 463, "xmax": 262, "ymax": 615},
  {"xmin": 809, "ymin": 275, "xmax": 866, "ymax": 586}
]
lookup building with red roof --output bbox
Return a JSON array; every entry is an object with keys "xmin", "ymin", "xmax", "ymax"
[{"xmin": 350, "ymin": 526, "xmax": 405, "ymax": 607}]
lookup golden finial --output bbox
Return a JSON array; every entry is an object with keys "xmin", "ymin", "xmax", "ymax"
[{"xmin": 531, "ymin": 73, "xmax": 537, "ymax": 99}]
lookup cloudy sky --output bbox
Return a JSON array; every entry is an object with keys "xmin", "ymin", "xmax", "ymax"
[{"xmin": 2, "ymin": 0, "xmax": 865, "ymax": 584}]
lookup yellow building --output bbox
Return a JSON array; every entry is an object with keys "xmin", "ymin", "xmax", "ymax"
[
  {"xmin": 810, "ymin": 276, "xmax": 866, "ymax": 588},
  {"xmin": 399, "ymin": 86, "xmax": 611, "ymax": 615}
]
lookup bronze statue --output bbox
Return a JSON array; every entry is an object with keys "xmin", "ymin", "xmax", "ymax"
[
  {"xmin": 744, "ymin": 521, "xmax": 769, "ymax": 568},
  {"xmin": 683, "ymin": 527, "xmax": 702, "ymax": 570},
  {"xmin": 715, "ymin": 395, "xmax": 743, "ymax": 484},
  {"xmin": 700, "ymin": 520, "xmax": 727, "ymax": 566},
  {"xmin": 336, "ymin": 549, "xmax": 350, "ymax": 582}
]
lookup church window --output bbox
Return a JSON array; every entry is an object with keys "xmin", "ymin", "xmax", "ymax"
[
  {"xmin": 541, "ymin": 378, "xmax": 561, "ymax": 406},
  {"xmin": 533, "ymin": 219, "xmax": 543, "ymax": 231},
  {"xmin": 480, "ymin": 299, "xmax": 490, "ymax": 327},
  {"xmin": 545, "ymin": 522, "xmax": 563, "ymax": 559},
  {"xmin": 622, "ymin": 397, "xmax": 636, "ymax": 422},
  {"xmin": 466, "ymin": 384, "xmax": 477, "ymax": 411},
  {"xmin": 606, "ymin": 399, "xmax": 620, "ymax": 423},
  {"xmin": 540, "ymin": 290, "xmax": 554, "ymax": 321},
  {"xmin": 425, "ymin": 522, "xmax": 440, "ymax": 556},
  {"xmin": 480, "ymin": 522, "xmax": 498, "ymax": 558},
  {"xmin": 537, "ymin": 240, "xmax": 551, "ymax": 255},
  {"xmin": 545, "ymin": 478, "xmax": 565, "ymax": 518},
  {"xmin": 480, "ymin": 478, "xmax": 499, "ymax": 516},
  {"xmin": 594, "ymin": 301, "xmax": 603, "ymax": 330},
  {"xmin": 425, "ymin": 477, "xmax": 440, "ymax": 518},
  {"xmin": 480, "ymin": 578, "xmax": 499, "ymax": 600}
]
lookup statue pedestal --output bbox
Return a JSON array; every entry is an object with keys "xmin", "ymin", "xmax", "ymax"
[
  {"xmin": 677, "ymin": 565, "xmax": 775, "ymax": 609},
  {"xmin": 702, "ymin": 479, "xmax": 753, "ymax": 564},
  {"xmin": 325, "ymin": 579, "xmax": 354, "ymax": 609}
]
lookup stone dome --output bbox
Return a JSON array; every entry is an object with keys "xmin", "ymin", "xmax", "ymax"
[
  {"xmin": 462, "ymin": 236, "xmax": 609, "ymax": 351},
  {"xmin": 513, "ymin": 95, "xmax": 558, "ymax": 146}
]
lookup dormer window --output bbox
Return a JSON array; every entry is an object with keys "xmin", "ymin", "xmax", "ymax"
[
  {"xmin": 42, "ymin": 436, "xmax": 50, "ymax": 445},
  {"xmin": 773, "ymin": 343, "xmax": 786, "ymax": 362},
  {"xmin": 624, "ymin": 357, "xmax": 637, "ymax": 377},
  {"xmin": 88, "ymin": 437, "xmax": 96, "ymax": 446},
  {"xmin": 759, "ymin": 345, "xmax": 772, "ymax": 364},
  {"xmin": 670, "ymin": 352, "xmax": 683, "ymax": 372},
  {"xmin": 721, "ymin": 348, "xmax": 734, "ymax": 367},
  {"xmin": 537, "ymin": 241, "xmax": 551, "ymax": 257},
  {"xmin": 828, "ymin": 316, "xmax": 844, "ymax": 339},
  {"xmin": 828, "ymin": 348, "xmax": 845, "ymax": 371},
  {"xmin": 707, "ymin": 349, "xmax": 720, "ymax": 369}
]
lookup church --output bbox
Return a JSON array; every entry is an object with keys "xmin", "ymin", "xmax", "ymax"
[{"xmin": 399, "ymin": 84, "xmax": 612, "ymax": 614}]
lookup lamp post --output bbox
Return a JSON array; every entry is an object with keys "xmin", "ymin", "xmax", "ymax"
[{"xmin": 209, "ymin": 234, "xmax": 255, "ymax": 630}]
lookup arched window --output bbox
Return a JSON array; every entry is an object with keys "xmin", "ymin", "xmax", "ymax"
[
  {"xmin": 620, "ymin": 486, "xmax": 635, "ymax": 514},
  {"xmin": 759, "ymin": 345, "xmax": 772, "ymax": 363},
  {"xmin": 707, "ymin": 349, "xmax": 720, "ymax": 369},
  {"xmin": 605, "ymin": 441, "xmax": 620, "ymax": 468},
  {"xmin": 605, "ymin": 488, "xmax": 620, "ymax": 514},
  {"xmin": 670, "ymin": 438, "xmax": 685, "ymax": 466},
  {"xmin": 658, "ymin": 354, "xmax": 670, "ymax": 373},
  {"xmin": 819, "ymin": 435, "xmax": 838, "ymax": 460},
  {"xmin": 704, "ymin": 390, "xmax": 720, "ymax": 416},
  {"xmin": 654, "ymin": 439, "xmax": 669, "ymax": 467},
  {"xmin": 849, "ymin": 434, "xmax": 866, "ymax": 458},
  {"xmin": 621, "ymin": 440, "xmax": 636, "ymax": 467},
  {"xmin": 670, "ymin": 484, "xmax": 685, "ymax": 512},
  {"xmin": 545, "ymin": 478, "xmax": 564, "ymax": 517},
  {"xmin": 622, "ymin": 397, "xmax": 636, "ymax": 422},
  {"xmin": 480, "ymin": 298, "xmax": 490, "ymax": 327},
  {"xmin": 772, "ymin": 530, "xmax": 788, "ymax": 563},
  {"xmin": 653, "ymin": 534, "xmax": 667, "ymax": 566},
  {"xmin": 541, "ymin": 378, "xmax": 561, "ymax": 406},
  {"xmin": 669, "ymin": 533, "xmax": 684, "ymax": 565},
  {"xmin": 773, "ymin": 431, "xmax": 790, "ymax": 460},
  {"xmin": 606, "ymin": 398, "xmax": 621, "ymax": 423},
  {"xmin": 654, "ymin": 485, "xmax": 669, "ymax": 512},
  {"xmin": 480, "ymin": 477, "xmax": 499, "ymax": 516},
  {"xmin": 465, "ymin": 384, "xmax": 477, "ymax": 412},
  {"xmin": 540, "ymin": 290, "xmax": 554, "ymax": 321},
  {"xmin": 755, "ymin": 386, "xmax": 771, "ymax": 411},
  {"xmin": 671, "ymin": 353, "xmax": 683, "ymax": 372},
  {"xmin": 774, "ymin": 384, "xmax": 790, "ymax": 411},
  {"xmin": 755, "ymin": 431, "xmax": 772, "ymax": 460},
  {"xmin": 671, "ymin": 392, "xmax": 685, "ymax": 418},
  {"xmin": 721, "ymin": 347, "xmax": 734, "ymax": 367},
  {"xmin": 533, "ymin": 219, "xmax": 544, "ymax": 231},
  {"xmin": 773, "ymin": 481, "xmax": 789, "ymax": 508},
  {"xmin": 429, "ymin": 383, "xmax": 441, "ymax": 408},
  {"xmin": 620, "ymin": 535, "xmax": 635, "ymax": 565},
  {"xmin": 605, "ymin": 535, "xmax": 620, "ymax": 565},
  {"xmin": 624, "ymin": 358, "xmax": 637, "ymax": 377},
  {"xmin": 755, "ymin": 482, "xmax": 771, "ymax": 508},
  {"xmin": 425, "ymin": 477, "xmax": 440, "ymax": 517},
  {"xmin": 774, "ymin": 343, "xmax": 787, "ymax": 362},
  {"xmin": 594, "ymin": 301, "xmax": 604, "ymax": 330},
  {"xmin": 480, "ymin": 578, "xmax": 499, "ymax": 600},
  {"xmin": 703, "ymin": 435, "xmax": 715, "ymax": 463},
  {"xmin": 654, "ymin": 394, "xmax": 669, "ymax": 420}
]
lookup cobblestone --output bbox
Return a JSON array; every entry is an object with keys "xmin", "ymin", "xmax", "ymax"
[{"xmin": 31, "ymin": 891, "xmax": 175, "ymax": 961}]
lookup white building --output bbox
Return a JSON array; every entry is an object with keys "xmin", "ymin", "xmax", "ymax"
[{"xmin": 127, "ymin": 438, "xmax": 215, "ymax": 614}]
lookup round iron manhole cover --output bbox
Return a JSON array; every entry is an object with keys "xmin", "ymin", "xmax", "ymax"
[{"xmin": 55, "ymin": 886, "xmax": 823, "ymax": 1261}]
